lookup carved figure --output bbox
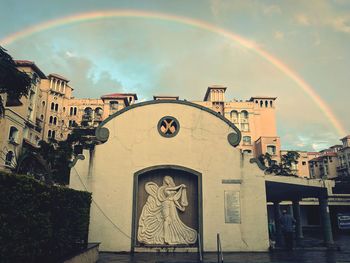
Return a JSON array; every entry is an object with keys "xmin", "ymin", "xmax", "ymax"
[{"xmin": 138, "ymin": 176, "xmax": 197, "ymax": 245}]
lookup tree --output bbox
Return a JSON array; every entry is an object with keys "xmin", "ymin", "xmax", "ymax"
[
  {"xmin": 259, "ymin": 151, "xmax": 300, "ymax": 176},
  {"xmin": 0, "ymin": 46, "xmax": 32, "ymax": 115}
]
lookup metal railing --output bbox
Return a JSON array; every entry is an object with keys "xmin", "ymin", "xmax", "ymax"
[
  {"xmin": 198, "ymin": 233, "xmax": 203, "ymax": 263},
  {"xmin": 217, "ymin": 233, "xmax": 223, "ymax": 263}
]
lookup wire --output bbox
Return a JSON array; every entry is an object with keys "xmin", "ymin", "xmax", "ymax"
[{"xmin": 73, "ymin": 167, "xmax": 134, "ymax": 241}]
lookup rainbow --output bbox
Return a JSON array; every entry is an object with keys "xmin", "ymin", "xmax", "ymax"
[{"xmin": 0, "ymin": 10, "xmax": 346, "ymax": 136}]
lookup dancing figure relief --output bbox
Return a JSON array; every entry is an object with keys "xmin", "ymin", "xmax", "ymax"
[{"xmin": 137, "ymin": 176, "xmax": 197, "ymax": 245}]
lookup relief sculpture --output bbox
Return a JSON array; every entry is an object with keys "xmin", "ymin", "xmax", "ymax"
[{"xmin": 137, "ymin": 176, "xmax": 197, "ymax": 245}]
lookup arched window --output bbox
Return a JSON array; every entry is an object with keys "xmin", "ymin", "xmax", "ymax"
[
  {"xmin": 84, "ymin": 107, "xmax": 93, "ymax": 115},
  {"xmin": 42, "ymin": 101, "xmax": 45, "ymax": 107},
  {"xmin": 260, "ymin": 100, "xmax": 263, "ymax": 107},
  {"xmin": 265, "ymin": 101, "xmax": 268, "ymax": 107},
  {"xmin": 230, "ymin": 110, "xmax": 238, "ymax": 122},
  {"xmin": 270, "ymin": 101, "xmax": 273, "ymax": 107},
  {"xmin": 53, "ymin": 117, "xmax": 57, "ymax": 125},
  {"xmin": 40, "ymin": 114, "xmax": 44, "ymax": 120},
  {"xmin": 49, "ymin": 116, "xmax": 53, "ymax": 124},
  {"xmin": 241, "ymin": 110, "xmax": 249, "ymax": 119},
  {"xmin": 95, "ymin": 107, "xmax": 103, "ymax": 116},
  {"xmin": 51, "ymin": 102, "xmax": 55, "ymax": 110},
  {"xmin": 55, "ymin": 103, "xmax": 58, "ymax": 111},
  {"xmin": 63, "ymin": 107, "xmax": 66, "ymax": 112},
  {"xmin": 48, "ymin": 130, "xmax": 52, "ymax": 138},
  {"xmin": 73, "ymin": 107, "xmax": 77, "ymax": 115},
  {"xmin": 70, "ymin": 107, "xmax": 73, "ymax": 116},
  {"xmin": 8, "ymin": 126, "xmax": 19, "ymax": 143},
  {"xmin": 5, "ymin": 151, "xmax": 14, "ymax": 166},
  {"xmin": 52, "ymin": 131, "xmax": 56, "ymax": 139}
]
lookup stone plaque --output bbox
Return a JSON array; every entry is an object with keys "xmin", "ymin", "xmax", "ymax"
[{"xmin": 224, "ymin": 191, "xmax": 241, "ymax": 224}]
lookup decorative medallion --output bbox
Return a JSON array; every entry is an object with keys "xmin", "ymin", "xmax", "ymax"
[{"xmin": 157, "ymin": 116, "xmax": 180, "ymax": 138}]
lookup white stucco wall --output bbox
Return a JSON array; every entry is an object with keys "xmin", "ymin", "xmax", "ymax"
[{"xmin": 70, "ymin": 102, "xmax": 269, "ymax": 252}]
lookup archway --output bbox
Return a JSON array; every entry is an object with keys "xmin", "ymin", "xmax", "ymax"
[{"xmin": 132, "ymin": 165, "xmax": 202, "ymax": 251}]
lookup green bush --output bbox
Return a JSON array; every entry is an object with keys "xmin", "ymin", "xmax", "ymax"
[{"xmin": 0, "ymin": 172, "xmax": 92, "ymax": 263}]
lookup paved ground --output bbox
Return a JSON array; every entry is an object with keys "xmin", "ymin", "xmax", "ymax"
[{"xmin": 98, "ymin": 231, "xmax": 350, "ymax": 263}]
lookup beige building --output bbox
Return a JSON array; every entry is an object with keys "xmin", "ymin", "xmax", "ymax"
[
  {"xmin": 0, "ymin": 60, "xmax": 46, "ymax": 170},
  {"xmin": 337, "ymin": 135, "xmax": 350, "ymax": 177},
  {"xmin": 193, "ymin": 86, "xmax": 280, "ymax": 160},
  {"xmin": 70, "ymin": 99, "xmax": 335, "ymax": 252}
]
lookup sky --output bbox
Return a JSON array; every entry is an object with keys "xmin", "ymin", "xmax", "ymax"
[{"xmin": 0, "ymin": 0, "xmax": 349, "ymax": 151}]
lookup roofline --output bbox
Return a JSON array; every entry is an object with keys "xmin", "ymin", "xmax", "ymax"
[
  {"xmin": 249, "ymin": 96, "xmax": 277, "ymax": 101},
  {"xmin": 48, "ymin": 73, "xmax": 69, "ymax": 82},
  {"xmin": 101, "ymin": 93, "xmax": 138, "ymax": 100},
  {"xmin": 96, "ymin": 99, "xmax": 241, "ymax": 146},
  {"xmin": 15, "ymin": 60, "xmax": 47, "ymax": 79},
  {"xmin": 204, "ymin": 86, "xmax": 227, "ymax": 101}
]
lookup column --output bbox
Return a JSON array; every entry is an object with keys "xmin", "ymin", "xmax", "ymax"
[
  {"xmin": 50, "ymin": 78, "xmax": 53, "ymax": 90},
  {"xmin": 292, "ymin": 200, "xmax": 304, "ymax": 245},
  {"xmin": 273, "ymin": 201, "xmax": 283, "ymax": 247},
  {"xmin": 318, "ymin": 195, "xmax": 334, "ymax": 246}
]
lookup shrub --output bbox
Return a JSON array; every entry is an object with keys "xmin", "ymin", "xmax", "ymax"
[{"xmin": 0, "ymin": 172, "xmax": 91, "ymax": 263}]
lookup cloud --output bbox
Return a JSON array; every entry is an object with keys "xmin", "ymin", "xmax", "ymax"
[
  {"xmin": 295, "ymin": 13, "xmax": 312, "ymax": 26},
  {"xmin": 331, "ymin": 15, "xmax": 350, "ymax": 33},
  {"xmin": 274, "ymin": 31, "xmax": 284, "ymax": 40},
  {"xmin": 263, "ymin": 5, "xmax": 281, "ymax": 15}
]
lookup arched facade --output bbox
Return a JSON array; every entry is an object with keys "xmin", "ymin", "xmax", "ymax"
[{"xmin": 70, "ymin": 100, "xmax": 269, "ymax": 252}]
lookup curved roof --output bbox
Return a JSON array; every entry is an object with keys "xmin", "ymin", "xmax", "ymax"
[{"xmin": 96, "ymin": 99, "xmax": 241, "ymax": 146}]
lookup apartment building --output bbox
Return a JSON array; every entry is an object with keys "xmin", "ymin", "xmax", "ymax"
[
  {"xmin": 193, "ymin": 86, "xmax": 280, "ymax": 160},
  {"xmin": 0, "ymin": 60, "xmax": 46, "ymax": 170}
]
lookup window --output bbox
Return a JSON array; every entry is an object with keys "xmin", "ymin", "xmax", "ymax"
[
  {"xmin": 51, "ymin": 102, "xmax": 55, "ymax": 110},
  {"xmin": 55, "ymin": 103, "xmax": 58, "ymax": 111},
  {"xmin": 267, "ymin": 145, "xmax": 276, "ymax": 155},
  {"xmin": 53, "ymin": 117, "xmax": 57, "ymax": 125},
  {"xmin": 48, "ymin": 130, "xmax": 52, "ymax": 138},
  {"xmin": 63, "ymin": 107, "xmax": 66, "ymax": 112},
  {"xmin": 241, "ymin": 110, "xmax": 249, "ymax": 120},
  {"xmin": 52, "ymin": 131, "xmax": 56, "ymax": 139},
  {"xmin": 243, "ymin": 136, "xmax": 251, "ymax": 145},
  {"xmin": 49, "ymin": 116, "xmax": 53, "ymax": 124},
  {"xmin": 302, "ymin": 161, "xmax": 306, "ymax": 165},
  {"xmin": 241, "ymin": 123, "xmax": 249, "ymax": 131},
  {"xmin": 70, "ymin": 107, "xmax": 73, "ymax": 116},
  {"xmin": 5, "ymin": 151, "xmax": 14, "ymax": 166},
  {"xmin": 42, "ymin": 101, "xmax": 45, "ymax": 107},
  {"xmin": 270, "ymin": 101, "xmax": 273, "ymax": 107},
  {"xmin": 73, "ymin": 107, "xmax": 77, "ymax": 115},
  {"xmin": 40, "ymin": 114, "xmax": 44, "ymax": 120},
  {"xmin": 110, "ymin": 101, "xmax": 118, "ymax": 110},
  {"xmin": 8, "ymin": 126, "xmax": 19, "ymax": 143},
  {"xmin": 260, "ymin": 100, "xmax": 263, "ymax": 107},
  {"xmin": 265, "ymin": 101, "xmax": 268, "ymax": 107},
  {"xmin": 230, "ymin": 110, "xmax": 238, "ymax": 122}
]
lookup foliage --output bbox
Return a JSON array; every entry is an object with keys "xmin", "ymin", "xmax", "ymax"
[
  {"xmin": 0, "ymin": 46, "xmax": 32, "ymax": 115},
  {"xmin": 0, "ymin": 172, "xmax": 91, "ymax": 263},
  {"xmin": 259, "ymin": 151, "xmax": 300, "ymax": 176}
]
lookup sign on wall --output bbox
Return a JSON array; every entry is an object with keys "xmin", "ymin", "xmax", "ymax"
[{"xmin": 224, "ymin": 191, "xmax": 241, "ymax": 224}]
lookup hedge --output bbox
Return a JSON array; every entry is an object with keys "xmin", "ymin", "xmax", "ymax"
[{"xmin": 0, "ymin": 172, "xmax": 92, "ymax": 263}]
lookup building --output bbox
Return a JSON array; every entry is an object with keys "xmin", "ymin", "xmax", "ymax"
[
  {"xmin": 337, "ymin": 135, "xmax": 350, "ymax": 177},
  {"xmin": 193, "ymin": 86, "xmax": 280, "ymax": 160},
  {"xmin": 70, "ymin": 99, "xmax": 335, "ymax": 252},
  {"xmin": 0, "ymin": 60, "xmax": 46, "ymax": 170}
]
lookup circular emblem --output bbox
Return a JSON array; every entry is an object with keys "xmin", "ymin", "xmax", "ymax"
[{"xmin": 157, "ymin": 116, "xmax": 180, "ymax": 138}]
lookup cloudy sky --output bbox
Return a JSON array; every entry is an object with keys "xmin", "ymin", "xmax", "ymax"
[{"xmin": 1, "ymin": 0, "xmax": 349, "ymax": 151}]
